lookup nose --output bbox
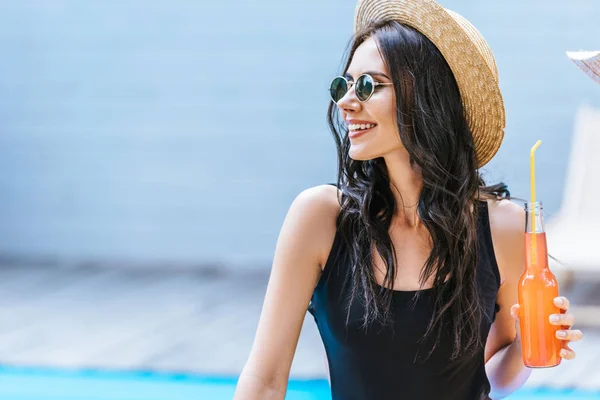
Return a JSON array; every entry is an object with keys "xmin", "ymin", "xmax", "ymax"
[{"xmin": 335, "ymin": 83, "xmax": 361, "ymax": 113}]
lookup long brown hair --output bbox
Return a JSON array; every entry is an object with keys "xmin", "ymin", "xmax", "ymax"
[{"xmin": 327, "ymin": 20, "xmax": 509, "ymax": 360}]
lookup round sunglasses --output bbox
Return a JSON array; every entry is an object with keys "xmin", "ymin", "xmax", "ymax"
[{"xmin": 329, "ymin": 74, "xmax": 393, "ymax": 103}]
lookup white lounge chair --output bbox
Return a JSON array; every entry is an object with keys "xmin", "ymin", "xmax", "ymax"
[{"xmin": 546, "ymin": 104, "xmax": 600, "ymax": 295}]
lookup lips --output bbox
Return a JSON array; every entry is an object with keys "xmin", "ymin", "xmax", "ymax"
[
  {"xmin": 347, "ymin": 120, "xmax": 377, "ymax": 139},
  {"xmin": 348, "ymin": 125, "xmax": 376, "ymax": 139}
]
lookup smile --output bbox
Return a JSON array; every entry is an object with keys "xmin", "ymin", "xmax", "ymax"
[
  {"xmin": 348, "ymin": 123, "xmax": 376, "ymax": 131},
  {"xmin": 348, "ymin": 123, "xmax": 376, "ymax": 139}
]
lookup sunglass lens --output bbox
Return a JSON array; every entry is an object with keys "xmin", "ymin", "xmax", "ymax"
[
  {"xmin": 356, "ymin": 74, "xmax": 374, "ymax": 101},
  {"xmin": 330, "ymin": 77, "xmax": 348, "ymax": 103}
]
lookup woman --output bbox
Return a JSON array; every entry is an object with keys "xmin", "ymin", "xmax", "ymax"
[{"xmin": 234, "ymin": 0, "xmax": 583, "ymax": 398}]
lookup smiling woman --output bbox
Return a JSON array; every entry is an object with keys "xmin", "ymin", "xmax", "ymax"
[{"xmin": 233, "ymin": 1, "xmax": 583, "ymax": 399}]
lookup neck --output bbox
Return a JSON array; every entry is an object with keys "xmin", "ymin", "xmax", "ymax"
[{"xmin": 383, "ymin": 151, "xmax": 423, "ymax": 229}]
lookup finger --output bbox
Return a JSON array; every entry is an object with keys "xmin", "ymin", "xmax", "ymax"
[
  {"xmin": 554, "ymin": 297, "xmax": 571, "ymax": 311},
  {"xmin": 556, "ymin": 329, "xmax": 583, "ymax": 342},
  {"xmin": 560, "ymin": 347, "xmax": 576, "ymax": 360},
  {"xmin": 510, "ymin": 304, "xmax": 521, "ymax": 336},
  {"xmin": 549, "ymin": 313, "xmax": 575, "ymax": 327},
  {"xmin": 510, "ymin": 304, "xmax": 520, "ymax": 319}
]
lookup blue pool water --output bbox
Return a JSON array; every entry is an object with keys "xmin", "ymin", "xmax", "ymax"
[{"xmin": 0, "ymin": 366, "xmax": 598, "ymax": 400}]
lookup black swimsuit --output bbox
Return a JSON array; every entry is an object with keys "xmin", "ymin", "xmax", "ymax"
[{"xmin": 308, "ymin": 199, "xmax": 501, "ymax": 400}]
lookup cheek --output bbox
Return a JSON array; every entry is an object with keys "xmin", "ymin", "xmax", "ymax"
[
  {"xmin": 370, "ymin": 94, "xmax": 397, "ymax": 129},
  {"xmin": 373, "ymin": 98, "xmax": 400, "ymax": 140},
  {"xmin": 348, "ymin": 95, "xmax": 402, "ymax": 160},
  {"xmin": 385, "ymin": 95, "xmax": 398, "ymax": 127}
]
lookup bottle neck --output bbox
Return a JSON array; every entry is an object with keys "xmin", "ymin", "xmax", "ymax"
[
  {"xmin": 525, "ymin": 232, "xmax": 549, "ymax": 271},
  {"xmin": 525, "ymin": 202, "xmax": 545, "ymax": 234},
  {"xmin": 524, "ymin": 202, "xmax": 548, "ymax": 270}
]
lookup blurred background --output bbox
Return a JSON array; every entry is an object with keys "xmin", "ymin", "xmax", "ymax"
[{"xmin": 0, "ymin": 0, "xmax": 599, "ymax": 399}]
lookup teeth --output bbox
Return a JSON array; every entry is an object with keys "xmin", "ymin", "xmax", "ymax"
[{"xmin": 348, "ymin": 123, "xmax": 375, "ymax": 131}]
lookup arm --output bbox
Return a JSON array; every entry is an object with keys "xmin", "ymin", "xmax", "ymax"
[
  {"xmin": 233, "ymin": 185, "xmax": 339, "ymax": 400},
  {"xmin": 484, "ymin": 199, "xmax": 531, "ymax": 399},
  {"xmin": 484, "ymin": 199, "xmax": 583, "ymax": 399}
]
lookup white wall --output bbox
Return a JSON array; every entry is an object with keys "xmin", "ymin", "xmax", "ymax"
[{"xmin": 1, "ymin": 0, "xmax": 599, "ymax": 270}]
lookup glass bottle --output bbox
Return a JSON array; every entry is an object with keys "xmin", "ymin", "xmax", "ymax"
[{"xmin": 518, "ymin": 201, "xmax": 562, "ymax": 368}]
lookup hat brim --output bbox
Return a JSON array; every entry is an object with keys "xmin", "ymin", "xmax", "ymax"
[{"xmin": 354, "ymin": 0, "xmax": 506, "ymax": 168}]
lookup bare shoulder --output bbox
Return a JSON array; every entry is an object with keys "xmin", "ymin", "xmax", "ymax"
[
  {"xmin": 486, "ymin": 198, "xmax": 525, "ymax": 284},
  {"xmin": 486, "ymin": 198, "xmax": 525, "ymax": 226},
  {"xmin": 293, "ymin": 184, "xmax": 341, "ymax": 212},
  {"xmin": 289, "ymin": 184, "xmax": 341, "ymax": 269}
]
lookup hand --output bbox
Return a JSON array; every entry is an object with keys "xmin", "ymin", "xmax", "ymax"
[
  {"xmin": 510, "ymin": 296, "xmax": 583, "ymax": 360},
  {"xmin": 549, "ymin": 296, "xmax": 583, "ymax": 360}
]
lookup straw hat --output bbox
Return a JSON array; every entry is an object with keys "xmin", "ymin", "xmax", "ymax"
[
  {"xmin": 354, "ymin": 0, "xmax": 505, "ymax": 168},
  {"xmin": 567, "ymin": 51, "xmax": 600, "ymax": 85}
]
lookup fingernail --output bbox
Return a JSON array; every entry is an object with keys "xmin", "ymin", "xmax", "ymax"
[
  {"xmin": 560, "ymin": 349, "xmax": 568, "ymax": 358},
  {"xmin": 555, "ymin": 298, "xmax": 563, "ymax": 306},
  {"xmin": 549, "ymin": 314, "xmax": 559, "ymax": 323},
  {"xmin": 557, "ymin": 330, "xmax": 567, "ymax": 338}
]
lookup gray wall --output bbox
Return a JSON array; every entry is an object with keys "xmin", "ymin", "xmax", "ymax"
[{"xmin": 1, "ymin": 0, "xmax": 599, "ymax": 270}]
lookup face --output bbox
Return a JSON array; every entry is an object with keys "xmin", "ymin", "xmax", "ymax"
[{"xmin": 336, "ymin": 36, "xmax": 403, "ymax": 161}]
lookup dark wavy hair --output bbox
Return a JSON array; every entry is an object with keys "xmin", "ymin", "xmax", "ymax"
[{"xmin": 327, "ymin": 20, "xmax": 510, "ymax": 360}]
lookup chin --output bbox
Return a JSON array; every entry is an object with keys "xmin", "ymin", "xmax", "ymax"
[{"xmin": 349, "ymin": 149, "xmax": 377, "ymax": 161}]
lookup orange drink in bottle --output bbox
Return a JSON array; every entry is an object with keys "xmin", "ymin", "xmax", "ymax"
[
  {"xmin": 519, "ymin": 140, "xmax": 562, "ymax": 368},
  {"xmin": 518, "ymin": 201, "xmax": 562, "ymax": 368}
]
